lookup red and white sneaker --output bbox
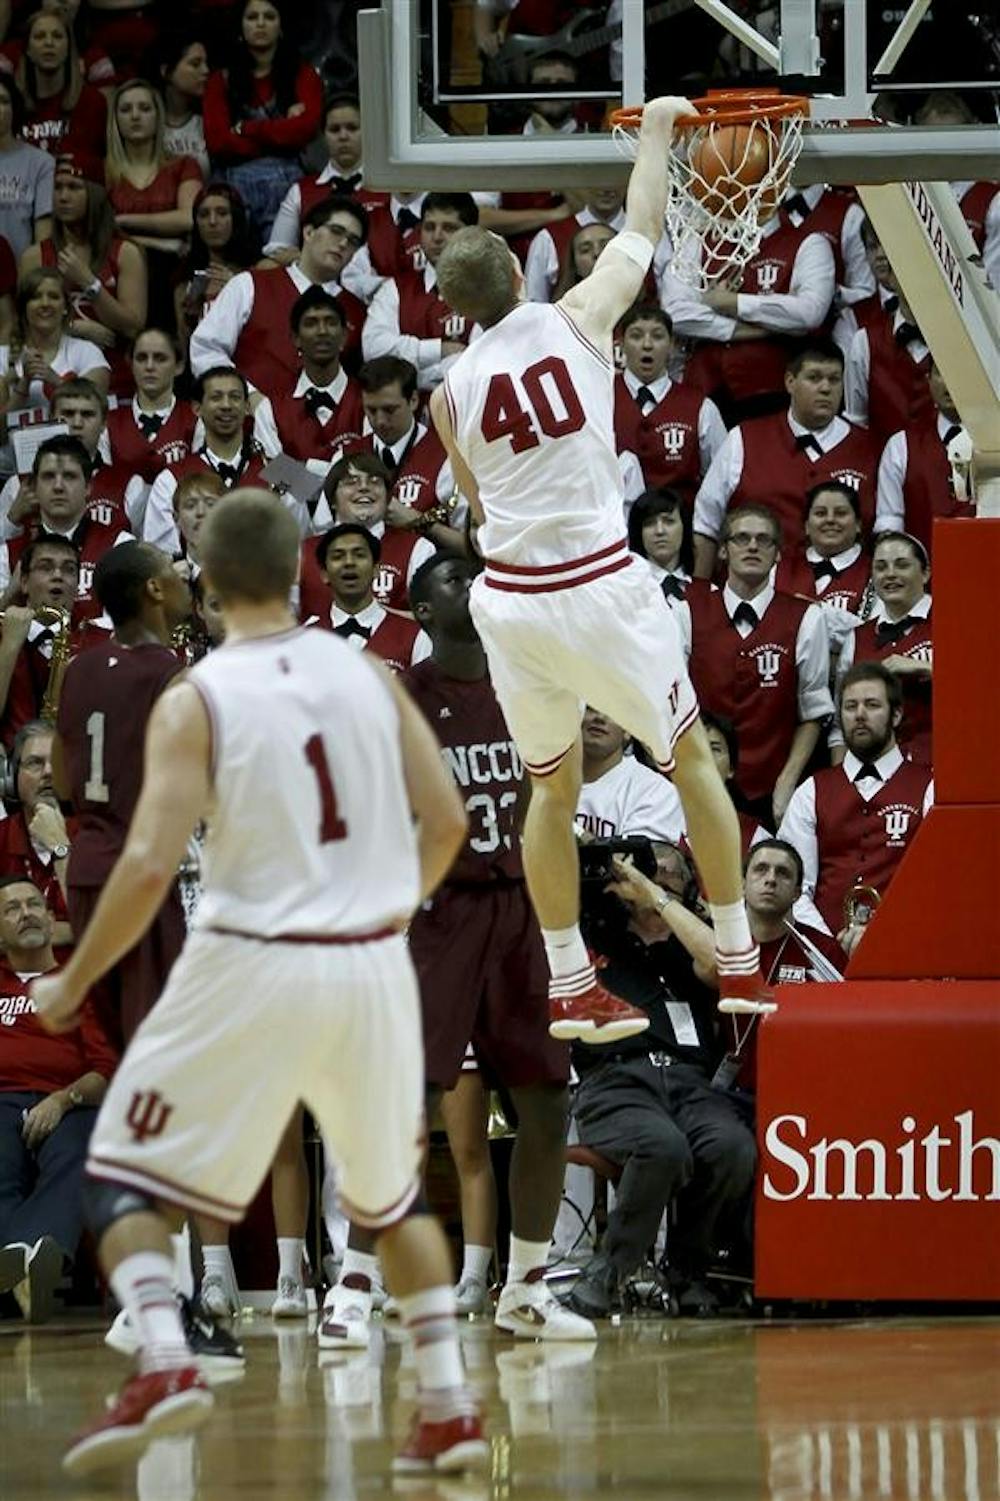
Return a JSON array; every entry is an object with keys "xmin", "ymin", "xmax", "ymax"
[
  {"xmin": 549, "ymin": 979, "xmax": 650, "ymax": 1044},
  {"xmin": 718, "ymin": 970, "xmax": 778, "ymax": 1016},
  {"xmin": 393, "ymin": 1411, "xmax": 489, "ymax": 1474},
  {"xmin": 62, "ymin": 1366, "xmax": 213, "ymax": 1478}
]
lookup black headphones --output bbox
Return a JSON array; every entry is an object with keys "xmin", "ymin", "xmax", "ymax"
[{"xmin": 2, "ymin": 720, "xmax": 51, "ymax": 805}]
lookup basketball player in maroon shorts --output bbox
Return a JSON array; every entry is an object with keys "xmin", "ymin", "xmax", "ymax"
[
  {"xmin": 54, "ymin": 543, "xmax": 191, "ymax": 1053},
  {"xmin": 407, "ymin": 554, "xmax": 595, "ymax": 1339}
]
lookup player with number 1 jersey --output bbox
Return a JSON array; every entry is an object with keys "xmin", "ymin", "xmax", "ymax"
[{"xmin": 56, "ymin": 545, "xmax": 189, "ymax": 1049}]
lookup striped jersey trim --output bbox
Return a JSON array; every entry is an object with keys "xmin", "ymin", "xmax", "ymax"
[
  {"xmin": 484, "ymin": 537, "xmax": 631, "ymax": 595},
  {"xmin": 554, "ymin": 305, "xmax": 612, "ymax": 370}
]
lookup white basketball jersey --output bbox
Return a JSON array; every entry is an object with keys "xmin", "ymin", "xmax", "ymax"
[
  {"xmin": 444, "ymin": 301, "xmax": 624, "ymax": 566},
  {"xmin": 188, "ymin": 627, "xmax": 419, "ymax": 937}
]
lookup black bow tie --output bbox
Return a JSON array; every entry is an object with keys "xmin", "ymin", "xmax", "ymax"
[
  {"xmin": 334, "ymin": 616, "xmax": 371, "ymax": 641},
  {"xmin": 875, "ymin": 615, "xmax": 915, "ymax": 645},
  {"xmin": 732, "ymin": 602, "xmax": 758, "ymax": 630},
  {"xmin": 137, "ymin": 412, "xmax": 164, "ymax": 440},
  {"xmin": 782, "ymin": 191, "xmax": 811, "ymax": 223},
  {"xmin": 854, "ymin": 761, "xmax": 884, "ymax": 784},
  {"xmin": 795, "ymin": 432, "xmax": 823, "ymax": 457},
  {"xmin": 883, "ymin": 294, "xmax": 899, "ymax": 315},
  {"xmin": 304, "ymin": 386, "xmax": 336, "ymax": 420},
  {"xmin": 636, "ymin": 384, "xmax": 656, "ymax": 411},
  {"xmin": 214, "ymin": 461, "xmax": 241, "ymax": 486},
  {"xmin": 811, "ymin": 556, "xmax": 839, "ymax": 582},
  {"xmin": 330, "ymin": 173, "xmax": 362, "ymax": 194},
  {"xmin": 942, "ymin": 424, "xmax": 963, "ymax": 447},
  {"xmin": 661, "ymin": 575, "xmax": 686, "ymax": 601},
  {"xmin": 895, "ymin": 320, "xmax": 922, "ymax": 349},
  {"xmin": 396, "ymin": 207, "xmax": 420, "ymax": 232}
]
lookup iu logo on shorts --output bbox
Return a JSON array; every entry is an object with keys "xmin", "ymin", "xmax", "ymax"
[{"xmin": 126, "ymin": 1090, "xmax": 174, "ymax": 1144}]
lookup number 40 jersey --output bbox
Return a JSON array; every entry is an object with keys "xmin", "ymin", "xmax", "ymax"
[
  {"xmin": 405, "ymin": 659, "xmax": 524, "ymax": 884},
  {"xmin": 442, "ymin": 300, "xmax": 624, "ymax": 568}
]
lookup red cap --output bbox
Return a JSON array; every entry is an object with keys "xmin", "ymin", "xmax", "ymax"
[{"xmin": 54, "ymin": 149, "xmax": 104, "ymax": 187}]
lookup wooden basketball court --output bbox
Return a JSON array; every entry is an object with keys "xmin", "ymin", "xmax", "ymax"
[{"xmin": 4, "ymin": 1312, "xmax": 998, "ymax": 1498}]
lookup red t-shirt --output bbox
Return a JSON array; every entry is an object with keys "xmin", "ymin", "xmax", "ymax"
[
  {"xmin": 21, "ymin": 83, "xmax": 107, "ymax": 165},
  {"xmin": 0, "ymin": 955, "xmax": 118, "ymax": 1093},
  {"xmin": 203, "ymin": 63, "xmax": 323, "ymax": 162},
  {"xmin": 108, "ymin": 155, "xmax": 203, "ymax": 217}
]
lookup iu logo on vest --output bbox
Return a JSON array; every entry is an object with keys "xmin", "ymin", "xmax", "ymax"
[
  {"xmin": 395, "ymin": 477, "xmax": 423, "ymax": 507},
  {"xmin": 443, "ymin": 312, "xmax": 467, "ymax": 339},
  {"xmin": 126, "ymin": 1089, "xmax": 174, "ymax": 1143},
  {"xmin": 660, "ymin": 423, "xmax": 690, "ymax": 457},
  {"xmin": 754, "ymin": 260, "xmax": 782, "ymax": 292},
  {"xmin": 883, "ymin": 804, "xmax": 915, "ymax": 846},
  {"xmin": 752, "ymin": 645, "xmax": 784, "ymax": 685},
  {"xmin": 831, "ymin": 467, "xmax": 864, "ymax": 492}
]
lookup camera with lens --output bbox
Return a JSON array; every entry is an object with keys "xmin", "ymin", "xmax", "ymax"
[{"xmin": 579, "ymin": 836, "xmax": 657, "ymax": 951}]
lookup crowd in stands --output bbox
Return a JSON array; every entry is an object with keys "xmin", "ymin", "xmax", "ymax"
[{"xmin": 0, "ymin": 0, "xmax": 993, "ymax": 1324}]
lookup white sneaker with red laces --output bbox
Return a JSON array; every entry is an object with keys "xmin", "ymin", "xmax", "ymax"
[
  {"xmin": 62, "ymin": 1366, "xmax": 213, "ymax": 1477},
  {"xmin": 495, "ymin": 1269, "xmax": 597, "ymax": 1341}
]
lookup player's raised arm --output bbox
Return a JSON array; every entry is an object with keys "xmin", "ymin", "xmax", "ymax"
[
  {"xmin": 33, "ymin": 680, "xmax": 212, "ymax": 1032},
  {"xmin": 389, "ymin": 672, "xmax": 468, "ymax": 901},
  {"xmin": 560, "ymin": 95, "xmax": 695, "ymax": 344}
]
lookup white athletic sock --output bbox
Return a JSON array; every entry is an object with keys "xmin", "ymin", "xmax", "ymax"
[
  {"xmin": 202, "ymin": 1242, "xmax": 236, "ymax": 1290},
  {"xmin": 542, "ymin": 925, "xmax": 594, "ymax": 997},
  {"xmin": 398, "ymin": 1286, "xmax": 475, "ymax": 1419},
  {"xmin": 277, "ymin": 1237, "xmax": 305, "ymax": 1284},
  {"xmin": 709, "ymin": 902, "xmax": 759, "ymax": 973},
  {"xmin": 339, "ymin": 1248, "xmax": 378, "ymax": 1289},
  {"xmin": 111, "ymin": 1251, "xmax": 189, "ymax": 1374},
  {"xmin": 506, "ymin": 1235, "xmax": 550, "ymax": 1286},
  {"xmin": 170, "ymin": 1231, "xmax": 193, "ymax": 1299},
  {"xmin": 460, "ymin": 1244, "xmax": 492, "ymax": 1286}
]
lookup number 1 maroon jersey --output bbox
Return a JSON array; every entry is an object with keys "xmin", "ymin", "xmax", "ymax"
[
  {"xmin": 57, "ymin": 641, "xmax": 182, "ymax": 887},
  {"xmin": 405, "ymin": 660, "xmax": 525, "ymax": 884}
]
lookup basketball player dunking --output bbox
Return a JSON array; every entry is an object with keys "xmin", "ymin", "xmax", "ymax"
[
  {"xmin": 34, "ymin": 491, "xmax": 488, "ymax": 1480},
  {"xmin": 431, "ymin": 96, "xmax": 774, "ymax": 1025}
]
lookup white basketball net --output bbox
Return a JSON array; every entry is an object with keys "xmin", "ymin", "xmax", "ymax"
[{"xmin": 613, "ymin": 108, "xmax": 806, "ymax": 291}]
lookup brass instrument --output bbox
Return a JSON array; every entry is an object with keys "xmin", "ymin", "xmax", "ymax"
[{"xmin": 37, "ymin": 606, "xmax": 72, "ymax": 724}]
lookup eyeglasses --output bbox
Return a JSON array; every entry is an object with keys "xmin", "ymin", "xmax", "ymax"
[
  {"xmin": 726, "ymin": 531, "xmax": 778, "ymax": 549},
  {"xmin": 321, "ymin": 223, "xmax": 363, "ymax": 250}
]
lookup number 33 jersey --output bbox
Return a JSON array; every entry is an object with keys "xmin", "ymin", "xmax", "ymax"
[
  {"xmin": 187, "ymin": 627, "xmax": 420, "ymax": 938},
  {"xmin": 442, "ymin": 300, "xmax": 624, "ymax": 568},
  {"xmin": 404, "ymin": 659, "xmax": 524, "ymax": 885}
]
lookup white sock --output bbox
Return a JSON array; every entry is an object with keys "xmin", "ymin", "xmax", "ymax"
[
  {"xmin": 111, "ymin": 1251, "xmax": 189, "ymax": 1374},
  {"xmin": 340, "ymin": 1248, "xmax": 378, "ymax": 1289},
  {"xmin": 170, "ymin": 1231, "xmax": 193, "ymax": 1299},
  {"xmin": 542, "ymin": 925, "xmax": 593, "ymax": 995},
  {"xmin": 709, "ymin": 902, "xmax": 758, "ymax": 971},
  {"xmin": 506, "ymin": 1235, "xmax": 550, "ymax": 1286},
  {"xmin": 398, "ymin": 1286, "xmax": 475, "ymax": 1419},
  {"xmin": 460, "ymin": 1244, "xmax": 492, "ymax": 1286},
  {"xmin": 202, "ymin": 1242, "xmax": 236, "ymax": 1289},
  {"xmin": 277, "ymin": 1237, "xmax": 305, "ymax": 1284}
]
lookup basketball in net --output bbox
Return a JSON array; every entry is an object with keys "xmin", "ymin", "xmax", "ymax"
[{"xmin": 687, "ymin": 121, "xmax": 781, "ymax": 219}]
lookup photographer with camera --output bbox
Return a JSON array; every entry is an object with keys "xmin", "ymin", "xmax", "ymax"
[{"xmin": 566, "ymin": 837, "xmax": 756, "ymax": 1320}]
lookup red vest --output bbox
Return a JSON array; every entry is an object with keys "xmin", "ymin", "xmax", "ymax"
[
  {"xmin": 298, "ymin": 173, "xmax": 389, "ymax": 218},
  {"xmin": 900, "ymin": 418, "xmax": 975, "ymax": 557},
  {"xmin": 795, "ymin": 187, "xmax": 856, "ymax": 290},
  {"xmin": 858, "ymin": 303, "xmax": 934, "ymax": 449},
  {"xmin": 268, "ymin": 378, "xmax": 364, "ymax": 464},
  {"xmin": 309, "ymin": 609, "xmax": 421, "ymax": 675},
  {"xmin": 165, "ymin": 447, "xmax": 269, "ymax": 497},
  {"xmin": 734, "ymin": 414, "xmax": 877, "ymax": 544},
  {"xmin": 688, "ymin": 584, "xmax": 811, "ymax": 801},
  {"xmin": 395, "ymin": 268, "xmax": 470, "ymax": 344},
  {"xmin": 9, "ymin": 512, "xmax": 127, "ymax": 618},
  {"xmin": 365, "ymin": 204, "xmax": 424, "ymax": 278},
  {"xmin": 358, "ymin": 426, "xmax": 449, "ymax": 515},
  {"xmin": 958, "ymin": 181, "xmax": 997, "ymax": 253},
  {"xmin": 613, "ymin": 376, "xmax": 704, "ymax": 506},
  {"xmin": 685, "ymin": 218, "xmax": 821, "ymax": 403},
  {"xmin": 105, "ymin": 400, "xmax": 197, "ymax": 485},
  {"xmin": 776, "ymin": 548, "xmax": 871, "ymax": 617},
  {"xmin": 812, "ymin": 758, "xmax": 931, "ymax": 932},
  {"xmin": 852, "ymin": 613, "xmax": 933, "ymax": 765},
  {"xmin": 235, "ymin": 268, "xmax": 366, "ymax": 394},
  {"xmin": 373, "ymin": 530, "xmax": 424, "ymax": 614}
]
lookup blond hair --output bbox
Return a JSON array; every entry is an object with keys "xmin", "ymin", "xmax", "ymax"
[
  {"xmin": 436, "ymin": 227, "xmax": 517, "ymax": 327},
  {"xmin": 105, "ymin": 79, "xmax": 167, "ymax": 187},
  {"xmin": 199, "ymin": 487, "xmax": 299, "ymax": 605}
]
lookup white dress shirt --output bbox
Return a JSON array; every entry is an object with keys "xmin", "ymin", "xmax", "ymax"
[
  {"xmin": 779, "ymin": 744, "xmax": 935, "ymax": 932},
  {"xmin": 264, "ymin": 160, "xmax": 362, "ymax": 258},
  {"xmin": 875, "ymin": 410, "xmax": 962, "ymax": 533},
  {"xmin": 524, "ymin": 205, "xmax": 627, "ymax": 304},
  {"xmin": 693, "ymin": 412, "xmax": 856, "ymax": 542},
  {"xmin": 829, "ymin": 591, "xmax": 932, "ymax": 747},
  {"xmin": 803, "ymin": 541, "xmax": 865, "ymax": 651},
  {"xmin": 660, "ymin": 219, "xmax": 835, "ymax": 342},
  {"xmin": 326, "ymin": 599, "xmax": 431, "ymax": 664},
  {"xmin": 253, "ymin": 367, "xmax": 351, "ymax": 459},
  {"xmin": 144, "ymin": 446, "xmax": 247, "ymax": 553},
  {"xmin": 575, "ymin": 754, "xmax": 685, "ymax": 844},
  {"xmin": 189, "ymin": 264, "xmax": 348, "ymax": 385},
  {"xmin": 339, "ymin": 193, "xmax": 429, "ymax": 305},
  {"xmin": 363, "ymin": 264, "xmax": 467, "ymax": 391}
]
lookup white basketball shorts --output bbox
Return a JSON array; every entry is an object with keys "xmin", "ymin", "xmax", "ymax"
[
  {"xmin": 86, "ymin": 929, "xmax": 424, "ymax": 1231},
  {"xmin": 470, "ymin": 554, "xmax": 699, "ymax": 777}
]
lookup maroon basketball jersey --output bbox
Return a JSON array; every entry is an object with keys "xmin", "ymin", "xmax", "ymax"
[
  {"xmin": 58, "ymin": 640, "xmax": 182, "ymax": 885},
  {"xmin": 405, "ymin": 660, "xmax": 524, "ymax": 884}
]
